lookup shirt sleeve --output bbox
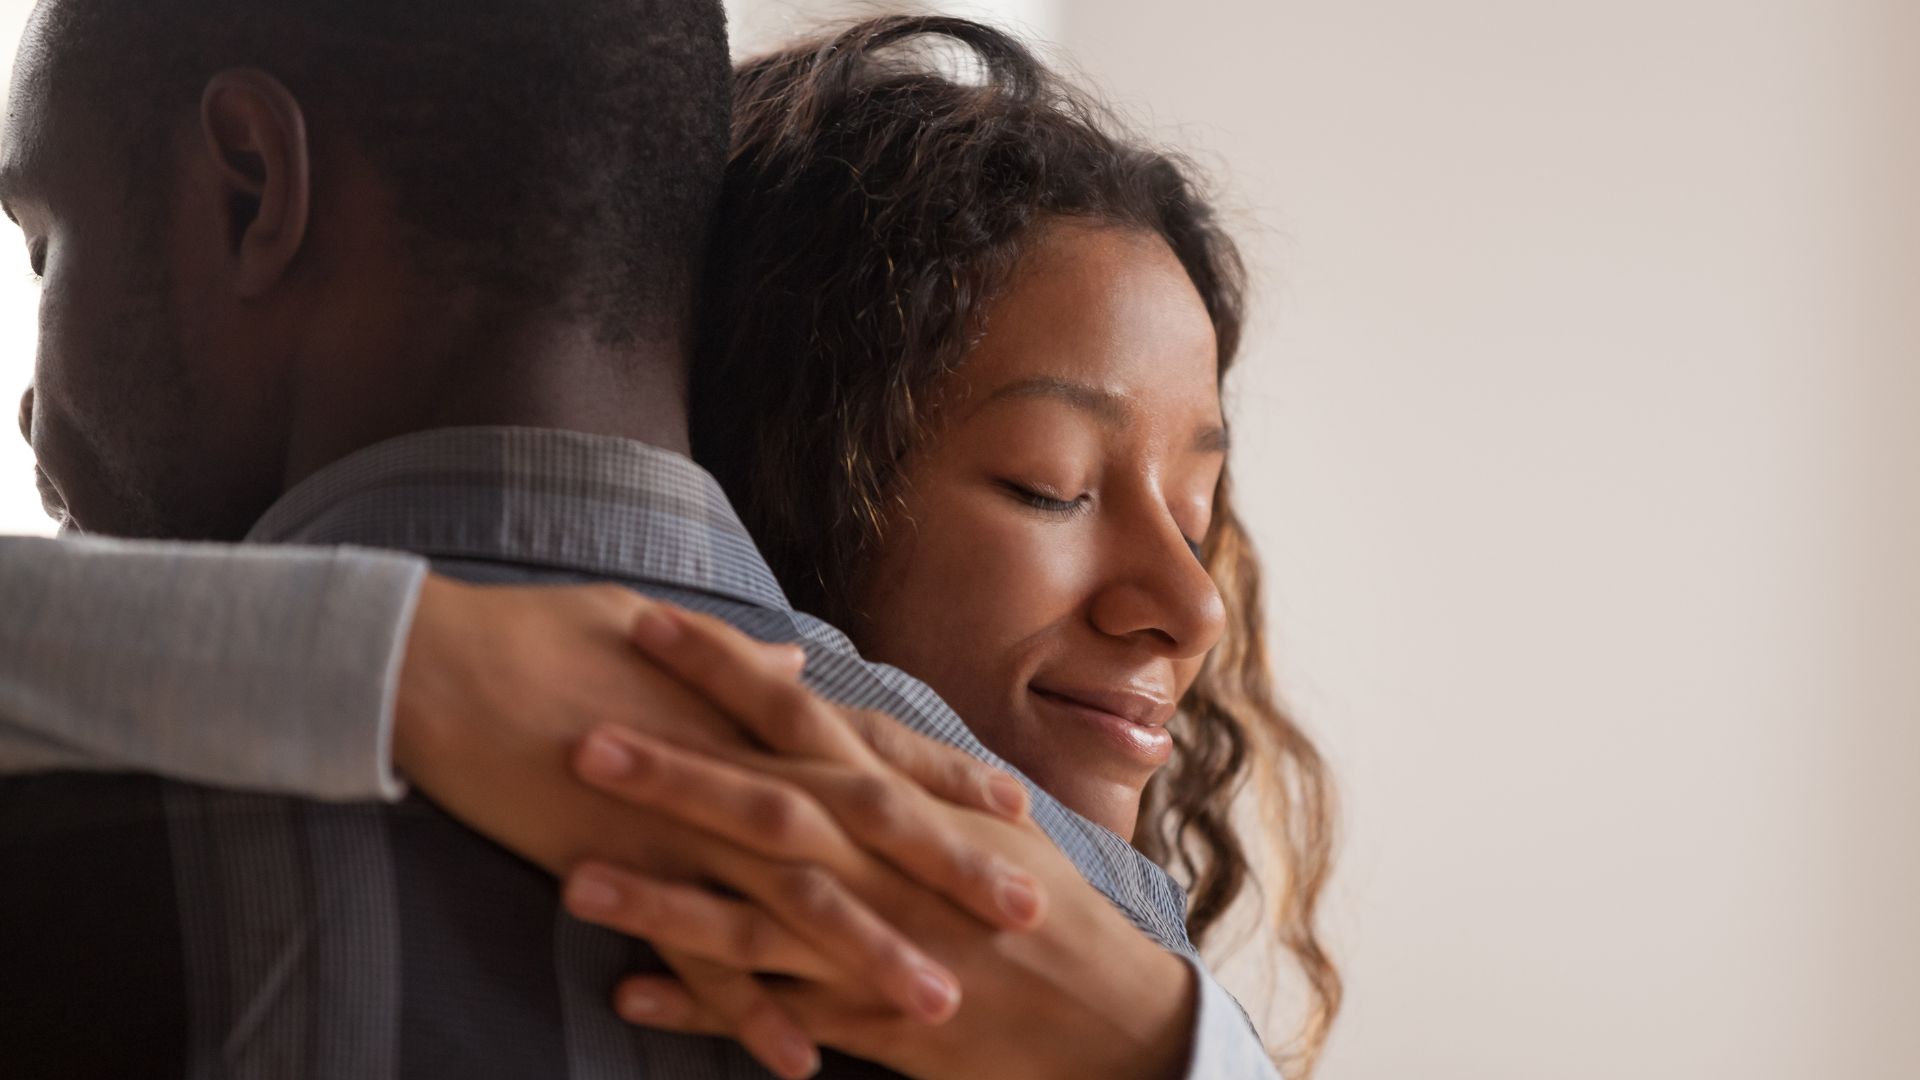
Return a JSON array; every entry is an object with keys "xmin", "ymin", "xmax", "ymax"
[
  {"xmin": 1182, "ymin": 957, "xmax": 1284, "ymax": 1079},
  {"xmin": 0, "ymin": 535, "xmax": 426, "ymax": 801}
]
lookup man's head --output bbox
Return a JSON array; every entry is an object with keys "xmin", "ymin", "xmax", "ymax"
[{"xmin": 2, "ymin": 0, "xmax": 729, "ymax": 539}]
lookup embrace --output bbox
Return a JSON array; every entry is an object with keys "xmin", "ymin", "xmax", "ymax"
[{"xmin": 0, "ymin": 2, "xmax": 1337, "ymax": 1078}]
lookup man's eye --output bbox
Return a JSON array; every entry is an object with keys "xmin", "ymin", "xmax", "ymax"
[{"xmin": 1185, "ymin": 536, "xmax": 1206, "ymax": 561}]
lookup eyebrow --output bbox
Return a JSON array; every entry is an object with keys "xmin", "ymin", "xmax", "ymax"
[
  {"xmin": 980, "ymin": 375, "xmax": 1231, "ymax": 453},
  {"xmin": 984, "ymin": 376, "xmax": 1134, "ymax": 425}
]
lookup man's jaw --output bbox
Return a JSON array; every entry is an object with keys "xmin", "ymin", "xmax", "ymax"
[{"xmin": 33, "ymin": 463, "xmax": 70, "ymax": 529}]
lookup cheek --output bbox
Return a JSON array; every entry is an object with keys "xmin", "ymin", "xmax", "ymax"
[
  {"xmin": 856, "ymin": 492, "xmax": 1092, "ymax": 704},
  {"xmin": 31, "ymin": 237, "xmax": 137, "ymax": 413},
  {"xmin": 27, "ymin": 284, "xmax": 96, "ymax": 475}
]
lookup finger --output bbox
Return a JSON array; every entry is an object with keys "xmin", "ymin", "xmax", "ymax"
[
  {"xmin": 574, "ymin": 726, "xmax": 850, "ymax": 867},
  {"xmin": 839, "ymin": 707, "xmax": 1031, "ymax": 821},
  {"xmin": 654, "ymin": 953, "xmax": 821, "ymax": 1080},
  {"xmin": 629, "ymin": 604, "xmax": 877, "ymax": 766},
  {"xmin": 726, "ymin": 854, "xmax": 962, "ymax": 1025},
  {"xmin": 572, "ymin": 727, "xmax": 960, "ymax": 1019},
  {"xmin": 618, "ymin": 975, "xmax": 911, "ymax": 1060},
  {"xmin": 563, "ymin": 863, "xmax": 835, "ymax": 979},
  {"xmin": 614, "ymin": 975, "xmax": 731, "ymax": 1035},
  {"xmin": 576, "ymin": 725, "xmax": 1043, "ymax": 932},
  {"xmin": 779, "ymin": 759, "xmax": 1045, "ymax": 932}
]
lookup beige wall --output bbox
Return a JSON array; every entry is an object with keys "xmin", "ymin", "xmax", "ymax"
[
  {"xmin": 1046, "ymin": 2, "xmax": 1920, "ymax": 1077},
  {"xmin": 1, "ymin": 1, "xmax": 1914, "ymax": 1076},
  {"xmin": 0, "ymin": 1, "xmax": 41, "ymax": 534}
]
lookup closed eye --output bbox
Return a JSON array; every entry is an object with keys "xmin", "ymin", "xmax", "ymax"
[{"xmin": 999, "ymin": 480, "xmax": 1089, "ymax": 517}]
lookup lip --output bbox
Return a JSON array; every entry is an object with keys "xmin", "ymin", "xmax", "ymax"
[{"xmin": 1028, "ymin": 683, "xmax": 1176, "ymax": 768}]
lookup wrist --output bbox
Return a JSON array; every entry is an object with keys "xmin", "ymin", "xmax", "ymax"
[
  {"xmin": 1038, "ymin": 939, "xmax": 1195, "ymax": 1080},
  {"xmin": 1124, "ymin": 948, "xmax": 1199, "ymax": 1080},
  {"xmin": 392, "ymin": 573, "xmax": 464, "ymax": 782}
]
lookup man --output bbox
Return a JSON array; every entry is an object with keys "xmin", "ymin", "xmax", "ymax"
[{"xmin": 0, "ymin": 0, "xmax": 1271, "ymax": 1076}]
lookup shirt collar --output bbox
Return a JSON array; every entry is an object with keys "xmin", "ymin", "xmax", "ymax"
[{"xmin": 247, "ymin": 425, "xmax": 790, "ymax": 611}]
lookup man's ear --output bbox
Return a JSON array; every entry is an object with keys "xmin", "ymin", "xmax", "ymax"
[{"xmin": 198, "ymin": 69, "xmax": 311, "ymax": 299}]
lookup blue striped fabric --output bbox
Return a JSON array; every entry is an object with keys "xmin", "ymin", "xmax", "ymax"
[{"xmin": 0, "ymin": 426, "xmax": 1192, "ymax": 1079}]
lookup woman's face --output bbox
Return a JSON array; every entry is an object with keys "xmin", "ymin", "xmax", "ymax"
[{"xmin": 850, "ymin": 223, "xmax": 1228, "ymax": 839}]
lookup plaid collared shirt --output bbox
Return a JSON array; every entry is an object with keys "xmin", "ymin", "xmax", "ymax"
[{"xmin": 0, "ymin": 427, "xmax": 1192, "ymax": 1080}]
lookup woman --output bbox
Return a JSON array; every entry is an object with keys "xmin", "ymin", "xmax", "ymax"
[{"xmin": 569, "ymin": 15, "xmax": 1338, "ymax": 1076}]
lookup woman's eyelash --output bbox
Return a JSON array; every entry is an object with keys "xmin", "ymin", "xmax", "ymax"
[
  {"xmin": 1000, "ymin": 481, "xmax": 1207, "ymax": 559},
  {"xmin": 1000, "ymin": 481, "xmax": 1088, "ymax": 515}
]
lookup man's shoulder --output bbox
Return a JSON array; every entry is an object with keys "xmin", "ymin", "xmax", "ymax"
[{"xmin": 427, "ymin": 555, "xmax": 1198, "ymax": 954}]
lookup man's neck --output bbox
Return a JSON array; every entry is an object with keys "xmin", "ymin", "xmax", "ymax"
[{"xmin": 279, "ymin": 310, "xmax": 691, "ymax": 496}]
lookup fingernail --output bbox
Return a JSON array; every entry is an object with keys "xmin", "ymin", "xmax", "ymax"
[
  {"xmin": 578, "ymin": 731, "xmax": 634, "ymax": 780},
  {"xmin": 910, "ymin": 965, "xmax": 959, "ymax": 1020},
  {"xmin": 985, "ymin": 773, "xmax": 1027, "ymax": 817},
  {"xmin": 619, "ymin": 984, "xmax": 662, "ymax": 1020},
  {"xmin": 997, "ymin": 873, "xmax": 1041, "ymax": 924},
  {"xmin": 632, "ymin": 606, "xmax": 682, "ymax": 650},
  {"xmin": 567, "ymin": 869, "xmax": 621, "ymax": 914},
  {"xmin": 779, "ymin": 1033, "xmax": 820, "ymax": 1077}
]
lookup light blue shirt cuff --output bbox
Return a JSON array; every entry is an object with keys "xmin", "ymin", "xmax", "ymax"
[
  {"xmin": 0, "ymin": 536, "xmax": 426, "ymax": 801},
  {"xmin": 1183, "ymin": 957, "xmax": 1283, "ymax": 1079}
]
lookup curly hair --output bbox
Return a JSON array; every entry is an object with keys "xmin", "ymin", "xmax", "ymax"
[{"xmin": 690, "ymin": 15, "xmax": 1339, "ymax": 1073}]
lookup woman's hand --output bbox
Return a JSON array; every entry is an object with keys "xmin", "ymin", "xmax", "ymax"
[
  {"xmin": 392, "ymin": 576, "xmax": 1049, "ymax": 1076},
  {"xmin": 565, "ymin": 603, "xmax": 1200, "ymax": 1080},
  {"xmin": 571, "ymin": 732, "xmax": 1199, "ymax": 1080}
]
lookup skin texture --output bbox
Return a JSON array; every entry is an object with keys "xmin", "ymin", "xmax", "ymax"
[
  {"xmin": 1, "ymin": 27, "xmax": 223, "ymax": 539},
  {"xmin": 2, "ymin": 13, "xmax": 686, "ymax": 542},
  {"xmin": 849, "ymin": 222, "xmax": 1229, "ymax": 838}
]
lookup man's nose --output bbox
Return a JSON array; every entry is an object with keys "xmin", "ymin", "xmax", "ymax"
[{"xmin": 17, "ymin": 386, "xmax": 31, "ymax": 444}]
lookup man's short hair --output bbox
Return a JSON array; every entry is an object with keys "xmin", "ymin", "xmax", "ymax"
[{"xmin": 37, "ymin": 0, "xmax": 730, "ymax": 345}]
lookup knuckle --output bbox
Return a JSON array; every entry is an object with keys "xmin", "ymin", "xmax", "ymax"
[
  {"xmin": 866, "ymin": 933, "xmax": 918, "ymax": 980},
  {"xmin": 762, "ymin": 685, "xmax": 822, "ymax": 742},
  {"xmin": 777, "ymin": 863, "xmax": 842, "ymax": 922},
  {"xmin": 772, "ymin": 684, "xmax": 816, "ymax": 722},
  {"xmin": 844, "ymin": 774, "xmax": 904, "ymax": 839},
  {"xmin": 941, "ymin": 756, "xmax": 983, "ymax": 800},
  {"xmin": 845, "ymin": 707, "xmax": 888, "ymax": 744},
  {"xmin": 740, "ymin": 995, "xmax": 784, "ymax": 1030},
  {"xmin": 741, "ymin": 787, "xmax": 804, "ymax": 847},
  {"xmin": 949, "ymin": 841, "xmax": 1002, "ymax": 892},
  {"xmin": 733, "ymin": 913, "xmax": 784, "ymax": 968}
]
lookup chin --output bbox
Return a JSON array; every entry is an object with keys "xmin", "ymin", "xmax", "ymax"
[{"xmin": 1030, "ymin": 766, "xmax": 1148, "ymax": 840}]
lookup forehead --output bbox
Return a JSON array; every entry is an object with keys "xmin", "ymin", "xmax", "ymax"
[
  {"xmin": 1, "ymin": 7, "xmax": 60, "ymax": 199},
  {"xmin": 961, "ymin": 223, "xmax": 1222, "ymax": 407}
]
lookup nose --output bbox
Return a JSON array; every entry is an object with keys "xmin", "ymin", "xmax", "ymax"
[
  {"xmin": 1087, "ymin": 505, "xmax": 1227, "ymax": 660},
  {"xmin": 16, "ymin": 386, "xmax": 30, "ymax": 444}
]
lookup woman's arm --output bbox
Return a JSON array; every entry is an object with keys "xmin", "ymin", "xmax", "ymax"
[
  {"xmin": 0, "ymin": 543, "xmax": 1047, "ymax": 1034},
  {"xmin": 568, "ymin": 725, "xmax": 1280, "ymax": 1080},
  {"xmin": 0, "ymin": 535, "xmax": 424, "ymax": 798},
  {"xmin": 560, "ymin": 610, "xmax": 1281, "ymax": 1080}
]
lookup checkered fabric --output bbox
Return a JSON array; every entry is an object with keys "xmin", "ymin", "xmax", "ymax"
[{"xmin": 0, "ymin": 426, "xmax": 1191, "ymax": 1080}]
